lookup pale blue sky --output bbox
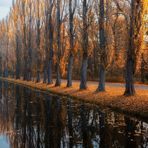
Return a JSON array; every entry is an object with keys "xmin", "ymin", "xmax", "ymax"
[{"xmin": 0, "ymin": 0, "xmax": 12, "ymax": 20}]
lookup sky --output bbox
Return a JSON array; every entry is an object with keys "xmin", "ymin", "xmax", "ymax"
[{"xmin": 0, "ymin": 0, "xmax": 12, "ymax": 20}]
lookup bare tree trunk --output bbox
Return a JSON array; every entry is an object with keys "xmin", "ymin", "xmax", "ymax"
[
  {"xmin": 4, "ymin": 26, "xmax": 9, "ymax": 78},
  {"xmin": 15, "ymin": 33, "xmax": 20, "ymax": 79},
  {"xmin": 55, "ymin": 63, "xmax": 61, "ymax": 86},
  {"xmin": 80, "ymin": 53, "xmax": 88, "ymax": 89},
  {"xmin": 43, "ymin": 9, "xmax": 48, "ymax": 83},
  {"xmin": 27, "ymin": 1, "xmax": 32, "ymax": 81},
  {"xmin": 124, "ymin": 0, "xmax": 143, "ymax": 96},
  {"xmin": 47, "ymin": 1, "xmax": 54, "ymax": 84},
  {"xmin": 3, "ymin": 63, "xmax": 8, "ymax": 78},
  {"xmin": 14, "ymin": 9, "xmax": 20, "ymax": 80},
  {"xmin": 0, "ymin": 56, "xmax": 2, "ymax": 77},
  {"xmin": 124, "ymin": 58, "xmax": 135, "ymax": 95},
  {"xmin": 67, "ymin": 53, "xmax": 74, "ymax": 87},
  {"xmin": 80, "ymin": 0, "xmax": 88, "ymax": 90},
  {"xmin": 55, "ymin": 0, "xmax": 61, "ymax": 86},
  {"xmin": 43, "ymin": 0, "xmax": 54, "ymax": 84},
  {"xmin": 43, "ymin": 60, "xmax": 47, "ymax": 83},
  {"xmin": 36, "ymin": 0, "xmax": 41, "ymax": 83},
  {"xmin": 67, "ymin": 0, "xmax": 75, "ymax": 87},
  {"xmin": 141, "ymin": 54, "xmax": 145, "ymax": 83},
  {"xmin": 22, "ymin": 0, "xmax": 27, "ymax": 81},
  {"xmin": 97, "ymin": 0, "xmax": 106, "ymax": 92},
  {"xmin": 47, "ymin": 54, "xmax": 53, "ymax": 84}
]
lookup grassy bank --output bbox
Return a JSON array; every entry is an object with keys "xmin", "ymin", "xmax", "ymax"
[{"xmin": 1, "ymin": 77, "xmax": 148, "ymax": 121}]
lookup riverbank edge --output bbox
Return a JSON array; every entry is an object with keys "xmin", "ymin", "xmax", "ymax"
[{"xmin": 1, "ymin": 77, "xmax": 148, "ymax": 122}]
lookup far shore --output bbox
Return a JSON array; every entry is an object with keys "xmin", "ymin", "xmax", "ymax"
[{"xmin": 1, "ymin": 77, "xmax": 148, "ymax": 121}]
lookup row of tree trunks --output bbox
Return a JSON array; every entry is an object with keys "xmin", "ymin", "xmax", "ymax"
[{"xmin": 8, "ymin": 0, "xmax": 144, "ymax": 97}]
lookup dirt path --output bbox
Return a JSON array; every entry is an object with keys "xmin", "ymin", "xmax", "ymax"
[{"xmin": 61, "ymin": 79, "xmax": 148, "ymax": 90}]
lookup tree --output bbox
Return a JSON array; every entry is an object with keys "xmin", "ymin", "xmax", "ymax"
[
  {"xmin": 21, "ymin": 0, "xmax": 28, "ymax": 80},
  {"xmin": 27, "ymin": 0, "xmax": 33, "ymax": 81},
  {"xmin": 47, "ymin": 0, "xmax": 54, "ymax": 84},
  {"xmin": 96, "ymin": 0, "xmax": 107, "ymax": 92},
  {"xmin": 66, "ymin": 0, "xmax": 76, "ymax": 87},
  {"xmin": 141, "ymin": 53, "xmax": 146, "ymax": 83},
  {"xmin": 36, "ymin": 0, "xmax": 41, "ymax": 82},
  {"xmin": 0, "ymin": 0, "xmax": 147, "ymax": 95},
  {"xmin": 0, "ymin": 56, "xmax": 2, "ymax": 77},
  {"xmin": 124, "ymin": 0, "xmax": 144, "ymax": 96},
  {"xmin": 79, "ymin": 0, "xmax": 89, "ymax": 90},
  {"xmin": 3, "ymin": 20, "xmax": 9, "ymax": 78},
  {"xmin": 12, "ymin": 0, "xmax": 20, "ymax": 79},
  {"xmin": 15, "ymin": 21, "xmax": 20, "ymax": 80},
  {"xmin": 55, "ymin": 0, "xmax": 62, "ymax": 86}
]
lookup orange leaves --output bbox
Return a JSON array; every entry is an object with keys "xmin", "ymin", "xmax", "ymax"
[{"xmin": 2, "ymin": 77, "xmax": 148, "ymax": 119}]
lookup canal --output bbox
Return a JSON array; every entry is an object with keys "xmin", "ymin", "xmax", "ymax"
[{"xmin": 0, "ymin": 81, "xmax": 147, "ymax": 148}]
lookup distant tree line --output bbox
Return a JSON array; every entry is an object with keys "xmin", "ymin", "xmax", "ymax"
[{"xmin": 0, "ymin": 0, "xmax": 147, "ymax": 96}]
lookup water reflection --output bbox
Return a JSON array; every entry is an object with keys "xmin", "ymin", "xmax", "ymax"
[{"xmin": 0, "ymin": 81, "xmax": 147, "ymax": 148}]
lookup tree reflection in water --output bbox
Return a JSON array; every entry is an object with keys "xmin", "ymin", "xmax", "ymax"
[{"xmin": 0, "ymin": 81, "xmax": 147, "ymax": 148}]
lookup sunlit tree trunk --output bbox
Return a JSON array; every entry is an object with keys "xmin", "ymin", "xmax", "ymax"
[
  {"xmin": 124, "ymin": 0, "xmax": 144, "ymax": 96},
  {"xmin": 80, "ymin": 0, "xmax": 88, "ymax": 90}
]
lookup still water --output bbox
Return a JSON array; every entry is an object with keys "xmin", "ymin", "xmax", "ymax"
[{"xmin": 0, "ymin": 81, "xmax": 147, "ymax": 148}]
